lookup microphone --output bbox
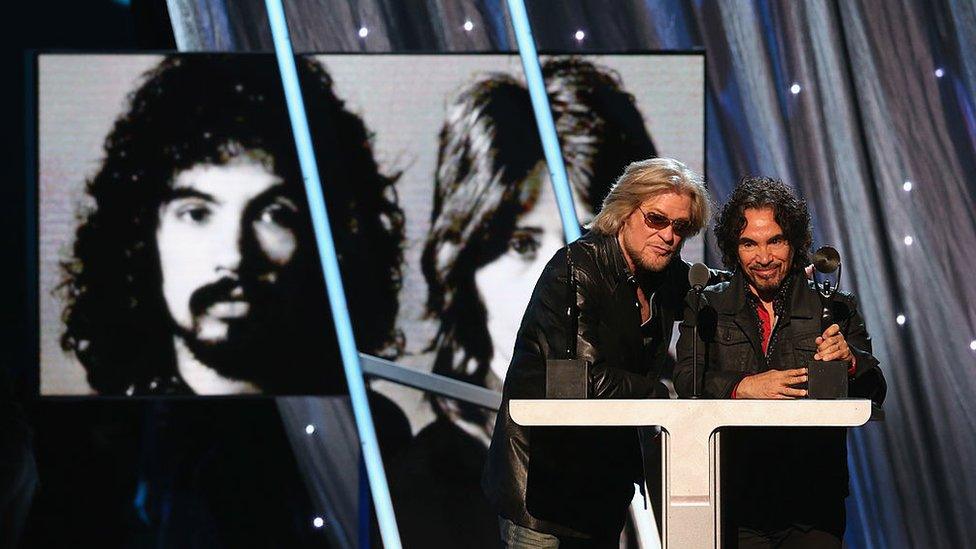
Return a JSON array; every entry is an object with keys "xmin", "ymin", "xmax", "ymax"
[
  {"xmin": 813, "ymin": 246, "xmax": 841, "ymax": 274},
  {"xmin": 689, "ymin": 262, "xmax": 710, "ymax": 292},
  {"xmin": 687, "ymin": 263, "xmax": 709, "ymax": 399}
]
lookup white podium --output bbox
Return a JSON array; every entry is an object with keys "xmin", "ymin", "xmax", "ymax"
[{"xmin": 509, "ymin": 399, "xmax": 879, "ymax": 548}]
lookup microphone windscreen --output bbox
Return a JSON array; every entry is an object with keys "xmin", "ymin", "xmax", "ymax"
[
  {"xmin": 813, "ymin": 246, "xmax": 841, "ymax": 274},
  {"xmin": 689, "ymin": 262, "xmax": 710, "ymax": 289}
]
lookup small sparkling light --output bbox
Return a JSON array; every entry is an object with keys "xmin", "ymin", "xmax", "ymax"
[
  {"xmin": 305, "ymin": 424, "xmax": 315, "ymax": 435},
  {"xmin": 935, "ymin": 67, "xmax": 945, "ymax": 78},
  {"xmin": 312, "ymin": 516, "xmax": 325, "ymax": 528},
  {"xmin": 903, "ymin": 235, "xmax": 914, "ymax": 246},
  {"xmin": 790, "ymin": 83, "xmax": 801, "ymax": 95},
  {"xmin": 358, "ymin": 26, "xmax": 369, "ymax": 38},
  {"xmin": 463, "ymin": 20, "xmax": 474, "ymax": 32},
  {"xmin": 896, "ymin": 314, "xmax": 906, "ymax": 326},
  {"xmin": 574, "ymin": 29, "xmax": 585, "ymax": 41},
  {"xmin": 903, "ymin": 180, "xmax": 913, "ymax": 192},
  {"xmin": 970, "ymin": 340, "xmax": 976, "ymax": 351}
]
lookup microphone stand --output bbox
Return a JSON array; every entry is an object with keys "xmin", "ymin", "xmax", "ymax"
[
  {"xmin": 691, "ymin": 285, "xmax": 705, "ymax": 399},
  {"xmin": 687, "ymin": 262, "xmax": 711, "ymax": 399}
]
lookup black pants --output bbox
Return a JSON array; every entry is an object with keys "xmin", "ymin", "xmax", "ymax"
[
  {"xmin": 734, "ymin": 526, "xmax": 842, "ymax": 548},
  {"xmin": 723, "ymin": 492, "xmax": 846, "ymax": 548}
]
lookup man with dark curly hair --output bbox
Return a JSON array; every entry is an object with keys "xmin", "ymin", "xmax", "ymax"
[
  {"xmin": 59, "ymin": 54, "xmax": 404, "ymax": 395},
  {"xmin": 674, "ymin": 176, "xmax": 886, "ymax": 547}
]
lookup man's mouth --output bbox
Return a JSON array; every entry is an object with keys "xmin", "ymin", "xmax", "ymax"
[
  {"xmin": 649, "ymin": 245, "xmax": 673, "ymax": 256},
  {"xmin": 750, "ymin": 265, "xmax": 780, "ymax": 280},
  {"xmin": 189, "ymin": 277, "xmax": 254, "ymax": 318}
]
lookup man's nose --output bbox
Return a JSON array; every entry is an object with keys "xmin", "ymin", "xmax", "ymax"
[
  {"xmin": 657, "ymin": 224, "xmax": 676, "ymax": 244},
  {"xmin": 213, "ymin": 221, "xmax": 244, "ymax": 274},
  {"xmin": 755, "ymin": 246, "xmax": 773, "ymax": 264}
]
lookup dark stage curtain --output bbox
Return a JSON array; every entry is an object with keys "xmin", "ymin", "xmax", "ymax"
[{"xmin": 168, "ymin": 1, "xmax": 976, "ymax": 547}]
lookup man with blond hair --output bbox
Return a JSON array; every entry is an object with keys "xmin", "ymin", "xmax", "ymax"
[{"xmin": 484, "ymin": 158, "xmax": 721, "ymax": 547}]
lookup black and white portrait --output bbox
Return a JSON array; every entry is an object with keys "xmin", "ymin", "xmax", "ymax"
[
  {"xmin": 40, "ymin": 54, "xmax": 404, "ymax": 396},
  {"xmin": 421, "ymin": 57, "xmax": 664, "ymax": 429}
]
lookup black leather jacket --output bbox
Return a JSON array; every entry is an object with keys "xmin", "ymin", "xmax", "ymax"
[
  {"xmin": 482, "ymin": 231, "xmax": 704, "ymax": 538},
  {"xmin": 673, "ymin": 271, "xmax": 886, "ymax": 534}
]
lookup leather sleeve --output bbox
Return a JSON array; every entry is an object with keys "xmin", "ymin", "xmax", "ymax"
[
  {"xmin": 836, "ymin": 293, "xmax": 886, "ymax": 405},
  {"xmin": 576, "ymin": 266, "xmax": 665, "ymax": 399},
  {"xmin": 673, "ymin": 293, "xmax": 747, "ymax": 399},
  {"xmin": 529, "ymin": 247, "xmax": 661, "ymax": 399}
]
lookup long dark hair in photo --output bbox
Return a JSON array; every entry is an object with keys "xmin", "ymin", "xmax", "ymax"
[{"xmin": 59, "ymin": 54, "xmax": 404, "ymax": 394}]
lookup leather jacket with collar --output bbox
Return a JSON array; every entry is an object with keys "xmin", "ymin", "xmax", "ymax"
[
  {"xmin": 673, "ymin": 269, "xmax": 885, "ymax": 402},
  {"xmin": 483, "ymin": 230, "xmax": 706, "ymax": 538},
  {"xmin": 673, "ymin": 270, "xmax": 886, "ymax": 534}
]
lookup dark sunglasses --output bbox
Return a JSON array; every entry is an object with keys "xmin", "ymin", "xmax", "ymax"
[{"xmin": 639, "ymin": 208, "xmax": 695, "ymax": 237}]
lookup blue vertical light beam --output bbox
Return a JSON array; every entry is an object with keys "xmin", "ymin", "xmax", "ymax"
[
  {"xmin": 505, "ymin": 0, "xmax": 582, "ymax": 242},
  {"xmin": 263, "ymin": 1, "xmax": 402, "ymax": 547}
]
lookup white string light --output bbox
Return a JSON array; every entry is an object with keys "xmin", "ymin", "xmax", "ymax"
[
  {"xmin": 970, "ymin": 340, "xmax": 976, "ymax": 351},
  {"xmin": 896, "ymin": 314, "xmax": 906, "ymax": 326},
  {"xmin": 358, "ymin": 26, "xmax": 369, "ymax": 38},
  {"xmin": 903, "ymin": 235, "xmax": 914, "ymax": 246},
  {"xmin": 463, "ymin": 20, "xmax": 474, "ymax": 32},
  {"xmin": 574, "ymin": 29, "xmax": 585, "ymax": 41},
  {"xmin": 790, "ymin": 83, "xmax": 801, "ymax": 95},
  {"xmin": 935, "ymin": 67, "xmax": 945, "ymax": 78},
  {"xmin": 903, "ymin": 180, "xmax": 913, "ymax": 192},
  {"xmin": 305, "ymin": 424, "xmax": 315, "ymax": 435},
  {"xmin": 313, "ymin": 516, "xmax": 325, "ymax": 528}
]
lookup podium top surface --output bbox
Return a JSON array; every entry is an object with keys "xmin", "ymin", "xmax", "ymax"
[{"xmin": 509, "ymin": 399, "xmax": 877, "ymax": 431}]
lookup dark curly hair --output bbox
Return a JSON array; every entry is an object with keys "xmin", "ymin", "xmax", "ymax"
[
  {"xmin": 421, "ymin": 57, "xmax": 656, "ymax": 429},
  {"xmin": 714, "ymin": 175, "xmax": 812, "ymax": 272},
  {"xmin": 59, "ymin": 54, "xmax": 404, "ymax": 395}
]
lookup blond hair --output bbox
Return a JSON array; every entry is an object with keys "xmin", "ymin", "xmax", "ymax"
[{"xmin": 588, "ymin": 157, "xmax": 709, "ymax": 235}]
